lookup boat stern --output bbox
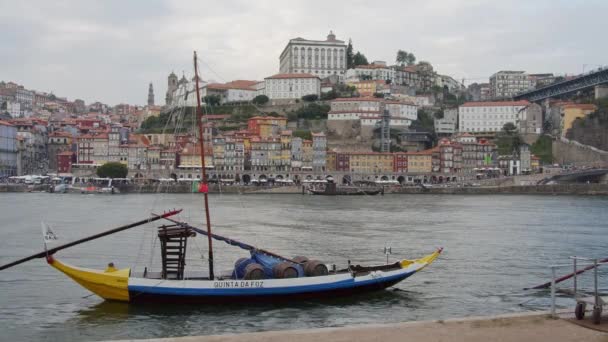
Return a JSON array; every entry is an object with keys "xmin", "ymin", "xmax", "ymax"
[{"xmin": 46, "ymin": 255, "xmax": 130, "ymax": 302}]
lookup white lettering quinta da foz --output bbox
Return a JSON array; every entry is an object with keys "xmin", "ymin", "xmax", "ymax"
[{"xmin": 213, "ymin": 280, "xmax": 264, "ymax": 288}]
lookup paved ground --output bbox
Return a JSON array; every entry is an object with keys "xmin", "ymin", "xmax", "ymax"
[{"xmin": 115, "ymin": 312, "xmax": 608, "ymax": 342}]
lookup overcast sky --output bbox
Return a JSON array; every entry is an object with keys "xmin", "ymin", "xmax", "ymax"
[{"xmin": 1, "ymin": 0, "xmax": 606, "ymax": 106}]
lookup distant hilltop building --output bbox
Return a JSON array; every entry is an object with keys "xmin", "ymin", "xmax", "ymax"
[
  {"xmin": 165, "ymin": 72, "xmax": 178, "ymax": 105},
  {"xmin": 279, "ymin": 31, "xmax": 347, "ymax": 81},
  {"xmin": 489, "ymin": 71, "xmax": 534, "ymax": 99},
  {"xmin": 148, "ymin": 82, "xmax": 155, "ymax": 106}
]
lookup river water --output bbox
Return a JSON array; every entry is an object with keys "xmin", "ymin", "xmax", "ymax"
[{"xmin": 0, "ymin": 193, "xmax": 607, "ymax": 341}]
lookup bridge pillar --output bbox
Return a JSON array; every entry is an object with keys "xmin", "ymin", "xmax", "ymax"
[{"xmin": 596, "ymin": 85, "xmax": 608, "ymax": 100}]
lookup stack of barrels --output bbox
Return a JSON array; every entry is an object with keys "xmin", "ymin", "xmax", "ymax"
[{"xmin": 235, "ymin": 256, "xmax": 329, "ymax": 280}]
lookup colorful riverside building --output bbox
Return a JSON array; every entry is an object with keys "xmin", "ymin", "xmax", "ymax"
[
  {"xmin": 560, "ymin": 103, "xmax": 597, "ymax": 137},
  {"xmin": 247, "ymin": 116, "xmax": 288, "ymax": 137},
  {"xmin": 454, "ymin": 133, "xmax": 498, "ymax": 176},
  {"xmin": 325, "ymin": 150, "xmax": 433, "ymax": 175}
]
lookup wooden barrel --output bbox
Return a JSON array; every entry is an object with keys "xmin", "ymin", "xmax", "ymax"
[
  {"xmin": 292, "ymin": 256, "xmax": 309, "ymax": 264},
  {"xmin": 304, "ymin": 260, "xmax": 328, "ymax": 277},
  {"xmin": 243, "ymin": 263, "xmax": 265, "ymax": 280},
  {"xmin": 234, "ymin": 257, "xmax": 249, "ymax": 268},
  {"xmin": 273, "ymin": 262, "xmax": 299, "ymax": 279}
]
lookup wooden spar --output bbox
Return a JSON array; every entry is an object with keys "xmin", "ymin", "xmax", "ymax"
[
  {"xmin": 193, "ymin": 51, "xmax": 215, "ymax": 280},
  {"xmin": 156, "ymin": 214, "xmax": 302, "ymax": 264},
  {"xmin": 0, "ymin": 209, "xmax": 182, "ymax": 271},
  {"xmin": 526, "ymin": 257, "xmax": 608, "ymax": 290}
]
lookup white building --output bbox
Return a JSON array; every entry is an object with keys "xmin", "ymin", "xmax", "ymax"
[
  {"xmin": 328, "ymin": 97, "xmax": 417, "ymax": 128},
  {"xmin": 204, "ymin": 80, "xmax": 258, "ymax": 104},
  {"xmin": 263, "ymin": 73, "xmax": 321, "ymax": 101},
  {"xmin": 435, "ymin": 74, "xmax": 464, "ymax": 93},
  {"xmin": 279, "ymin": 31, "xmax": 347, "ymax": 81},
  {"xmin": 489, "ymin": 71, "xmax": 534, "ymax": 99},
  {"xmin": 5, "ymin": 101, "xmax": 20, "ymax": 118},
  {"xmin": 434, "ymin": 108, "xmax": 458, "ymax": 135},
  {"xmin": 345, "ymin": 62, "xmax": 418, "ymax": 87},
  {"xmin": 458, "ymin": 100, "xmax": 531, "ymax": 133}
]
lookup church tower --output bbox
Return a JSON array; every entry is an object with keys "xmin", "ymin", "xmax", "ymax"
[
  {"xmin": 166, "ymin": 72, "xmax": 178, "ymax": 105},
  {"xmin": 147, "ymin": 82, "xmax": 155, "ymax": 106}
]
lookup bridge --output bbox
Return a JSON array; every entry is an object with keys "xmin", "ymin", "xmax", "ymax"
[
  {"xmin": 513, "ymin": 68, "xmax": 608, "ymax": 102},
  {"xmin": 538, "ymin": 168, "xmax": 608, "ymax": 185}
]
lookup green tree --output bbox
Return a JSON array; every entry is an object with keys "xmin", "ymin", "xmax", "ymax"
[
  {"xmin": 373, "ymin": 92, "xmax": 385, "ymax": 98},
  {"xmin": 293, "ymin": 130, "xmax": 312, "ymax": 140},
  {"xmin": 411, "ymin": 108, "xmax": 435, "ymax": 133},
  {"xmin": 396, "ymin": 50, "xmax": 416, "ymax": 66},
  {"xmin": 252, "ymin": 95, "xmax": 269, "ymax": 105},
  {"xmin": 321, "ymin": 90, "xmax": 338, "ymax": 100},
  {"xmin": 346, "ymin": 39, "xmax": 354, "ymax": 69},
  {"xmin": 293, "ymin": 103, "xmax": 331, "ymax": 120},
  {"xmin": 301, "ymin": 94, "xmax": 319, "ymax": 102},
  {"xmin": 353, "ymin": 51, "xmax": 369, "ymax": 66},
  {"xmin": 502, "ymin": 122, "xmax": 517, "ymax": 134},
  {"xmin": 531, "ymin": 135, "xmax": 553, "ymax": 164},
  {"xmin": 203, "ymin": 95, "xmax": 221, "ymax": 106},
  {"xmin": 97, "ymin": 162, "xmax": 128, "ymax": 179}
]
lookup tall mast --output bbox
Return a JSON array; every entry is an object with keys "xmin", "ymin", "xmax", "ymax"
[{"xmin": 193, "ymin": 51, "xmax": 214, "ymax": 280}]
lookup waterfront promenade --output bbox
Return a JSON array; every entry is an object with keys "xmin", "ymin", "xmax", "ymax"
[
  {"xmin": 3, "ymin": 183, "xmax": 608, "ymax": 195},
  {"xmin": 113, "ymin": 312, "xmax": 607, "ymax": 342}
]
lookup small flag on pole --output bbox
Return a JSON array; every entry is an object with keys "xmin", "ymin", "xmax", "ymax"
[{"xmin": 41, "ymin": 222, "xmax": 58, "ymax": 244}]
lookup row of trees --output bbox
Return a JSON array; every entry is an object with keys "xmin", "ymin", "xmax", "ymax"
[
  {"xmin": 346, "ymin": 39, "xmax": 369, "ymax": 68},
  {"xmin": 396, "ymin": 50, "xmax": 416, "ymax": 66}
]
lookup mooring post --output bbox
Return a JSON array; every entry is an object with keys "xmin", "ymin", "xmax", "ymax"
[{"xmin": 551, "ymin": 266, "xmax": 557, "ymax": 318}]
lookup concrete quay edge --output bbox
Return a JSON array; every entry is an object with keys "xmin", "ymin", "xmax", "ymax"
[{"xmin": 109, "ymin": 309, "xmax": 607, "ymax": 342}]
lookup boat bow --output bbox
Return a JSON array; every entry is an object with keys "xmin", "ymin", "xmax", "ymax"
[{"xmin": 47, "ymin": 255, "xmax": 130, "ymax": 302}]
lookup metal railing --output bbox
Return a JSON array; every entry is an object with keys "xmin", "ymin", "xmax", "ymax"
[{"xmin": 548, "ymin": 257, "xmax": 607, "ymax": 318}]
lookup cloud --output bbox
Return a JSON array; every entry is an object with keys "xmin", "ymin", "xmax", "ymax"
[{"xmin": 0, "ymin": 0, "xmax": 605, "ymax": 105}]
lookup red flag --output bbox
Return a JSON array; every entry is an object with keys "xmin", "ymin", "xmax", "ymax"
[{"xmin": 198, "ymin": 183, "xmax": 209, "ymax": 193}]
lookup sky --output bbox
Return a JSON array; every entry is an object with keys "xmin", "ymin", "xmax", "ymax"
[{"xmin": 1, "ymin": 0, "xmax": 606, "ymax": 106}]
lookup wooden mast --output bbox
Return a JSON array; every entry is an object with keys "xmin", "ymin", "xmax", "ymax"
[{"xmin": 193, "ymin": 51, "xmax": 215, "ymax": 280}]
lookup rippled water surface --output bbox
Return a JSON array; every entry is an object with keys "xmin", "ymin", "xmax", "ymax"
[{"xmin": 1, "ymin": 193, "xmax": 607, "ymax": 341}]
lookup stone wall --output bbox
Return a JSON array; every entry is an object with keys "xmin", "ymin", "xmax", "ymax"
[
  {"xmin": 326, "ymin": 119, "xmax": 373, "ymax": 151},
  {"xmin": 552, "ymin": 138, "xmax": 608, "ymax": 166},
  {"xmin": 389, "ymin": 183, "xmax": 608, "ymax": 195}
]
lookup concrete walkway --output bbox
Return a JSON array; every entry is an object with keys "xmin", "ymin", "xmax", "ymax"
[{"xmin": 115, "ymin": 312, "xmax": 608, "ymax": 342}]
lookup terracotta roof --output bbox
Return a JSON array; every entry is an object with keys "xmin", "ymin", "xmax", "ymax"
[
  {"xmin": 265, "ymin": 73, "xmax": 320, "ymax": 79},
  {"xmin": 461, "ymin": 100, "xmax": 530, "ymax": 107},
  {"xmin": 0, "ymin": 120, "xmax": 13, "ymax": 126},
  {"xmin": 206, "ymin": 82, "xmax": 256, "ymax": 91}
]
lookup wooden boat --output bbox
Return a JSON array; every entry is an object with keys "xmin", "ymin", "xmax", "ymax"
[
  {"xmin": 45, "ymin": 247, "xmax": 442, "ymax": 304},
  {"xmin": 0, "ymin": 52, "xmax": 442, "ymax": 304}
]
